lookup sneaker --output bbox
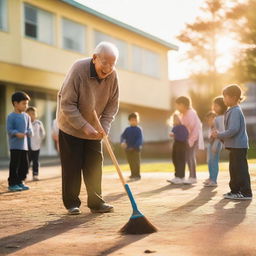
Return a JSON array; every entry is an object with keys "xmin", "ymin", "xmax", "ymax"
[
  {"xmin": 18, "ymin": 183, "xmax": 29, "ymax": 190},
  {"xmin": 90, "ymin": 203, "xmax": 114, "ymax": 213},
  {"xmin": 235, "ymin": 193, "xmax": 253, "ymax": 200},
  {"xmin": 224, "ymin": 192, "xmax": 244, "ymax": 200},
  {"xmin": 183, "ymin": 177, "xmax": 197, "ymax": 185},
  {"xmin": 68, "ymin": 207, "xmax": 81, "ymax": 215},
  {"xmin": 223, "ymin": 192, "xmax": 233, "ymax": 197},
  {"xmin": 225, "ymin": 192, "xmax": 252, "ymax": 200},
  {"xmin": 8, "ymin": 185, "xmax": 22, "ymax": 192},
  {"xmin": 167, "ymin": 177, "xmax": 184, "ymax": 184},
  {"xmin": 204, "ymin": 180, "xmax": 217, "ymax": 187},
  {"xmin": 203, "ymin": 178, "xmax": 210, "ymax": 185},
  {"xmin": 33, "ymin": 175, "xmax": 39, "ymax": 181}
]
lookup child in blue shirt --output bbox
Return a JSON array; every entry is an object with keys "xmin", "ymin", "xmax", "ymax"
[
  {"xmin": 6, "ymin": 91, "xmax": 33, "ymax": 192},
  {"xmin": 121, "ymin": 112, "xmax": 143, "ymax": 181},
  {"xmin": 167, "ymin": 113, "xmax": 189, "ymax": 184},
  {"xmin": 212, "ymin": 84, "xmax": 252, "ymax": 200}
]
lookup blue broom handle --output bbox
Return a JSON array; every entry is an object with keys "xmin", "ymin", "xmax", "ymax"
[{"xmin": 124, "ymin": 184, "xmax": 139, "ymax": 212}]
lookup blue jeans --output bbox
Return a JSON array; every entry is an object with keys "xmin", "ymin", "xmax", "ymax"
[{"xmin": 207, "ymin": 142, "xmax": 222, "ymax": 183}]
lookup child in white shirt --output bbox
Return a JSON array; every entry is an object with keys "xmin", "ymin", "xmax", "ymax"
[{"xmin": 26, "ymin": 106, "xmax": 45, "ymax": 181}]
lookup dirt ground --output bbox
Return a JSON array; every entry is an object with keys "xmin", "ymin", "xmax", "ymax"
[{"xmin": 0, "ymin": 164, "xmax": 256, "ymax": 256}]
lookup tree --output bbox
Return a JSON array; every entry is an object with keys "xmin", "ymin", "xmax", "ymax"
[
  {"xmin": 177, "ymin": 0, "xmax": 226, "ymax": 117},
  {"xmin": 226, "ymin": 0, "xmax": 256, "ymax": 83}
]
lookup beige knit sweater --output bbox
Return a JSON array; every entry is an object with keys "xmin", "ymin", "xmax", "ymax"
[{"xmin": 57, "ymin": 57, "xmax": 119, "ymax": 139}]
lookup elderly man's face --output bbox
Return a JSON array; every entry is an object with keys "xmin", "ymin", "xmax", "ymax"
[{"xmin": 93, "ymin": 53, "xmax": 116, "ymax": 79}]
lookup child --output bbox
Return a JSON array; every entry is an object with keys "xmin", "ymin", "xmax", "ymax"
[
  {"xmin": 26, "ymin": 106, "xmax": 46, "ymax": 181},
  {"xmin": 121, "ymin": 112, "xmax": 143, "ymax": 181},
  {"xmin": 6, "ymin": 91, "xmax": 33, "ymax": 192},
  {"xmin": 204, "ymin": 97, "xmax": 227, "ymax": 187},
  {"xmin": 167, "ymin": 113, "xmax": 189, "ymax": 184},
  {"xmin": 175, "ymin": 96, "xmax": 204, "ymax": 184},
  {"xmin": 212, "ymin": 84, "xmax": 252, "ymax": 200}
]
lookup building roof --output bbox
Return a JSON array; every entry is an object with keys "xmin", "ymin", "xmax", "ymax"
[{"xmin": 60, "ymin": 0, "xmax": 179, "ymax": 50}]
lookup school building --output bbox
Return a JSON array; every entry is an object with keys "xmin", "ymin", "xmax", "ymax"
[
  {"xmin": 0, "ymin": 0, "xmax": 178, "ymax": 158},
  {"xmin": 241, "ymin": 82, "xmax": 256, "ymax": 141}
]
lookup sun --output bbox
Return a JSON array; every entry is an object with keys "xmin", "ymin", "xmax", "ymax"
[{"xmin": 216, "ymin": 35, "xmax": 239, "ymax": 73}]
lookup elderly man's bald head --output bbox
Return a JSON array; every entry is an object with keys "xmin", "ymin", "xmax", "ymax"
[{"xmin": 92, "ymin": 42, "xmax": 119, "ymax": 79}]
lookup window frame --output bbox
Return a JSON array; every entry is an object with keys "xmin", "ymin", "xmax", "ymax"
[
  {"xmin": 131, "ymin": 44, "xmax": 161, "ymax": 79},
  {"xmin": 142, "ymin": 48, "xmax": 161, "ymax": 78},
  {"xmin": 0, "ymin": 0, "xmax": 8, "ymax": 32},
  {"xmin": 23, "ymin": 3, "xmax": 55, "ymax": 45},
  {"xmin": 94, "ymin": 30, "xmax": 128, "ymax": 69},
  {"xmin": 61, "ymin": 17, "xmax": 86, "ymax": 54}
]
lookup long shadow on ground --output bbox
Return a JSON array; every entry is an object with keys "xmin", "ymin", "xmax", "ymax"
[
  {"xmin": 98, "ymin": 234, "xmax": 150, "ymax": 256},
  {"xmin": 138, "ymin": 184, "xmax": 194, "ymax": 198},
  {"xmin": 167, "ymin": 186, "xmax": 217, "ymax": 215},
  {"xmin": 206, "ymin": 198, "xmax": 251, "ymax": 235},
  {"xmin": 0, "ymin": 190, "xmax": 132, "ymax": 255},
  {"xmin": 0, "ymin": 213, "xmax": 151, "ymax": 256},
  {"xmin": 190, "ymin": 199, "xmax": 252, "ymax": 256},
  {"xmin": 0, "ymin": 213, "xmax": 99, "ymax": 255}
]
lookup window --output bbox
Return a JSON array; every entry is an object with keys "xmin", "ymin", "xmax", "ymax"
[
  {"xmin": 132, "ymin": 46, "xmax": 143, "ymax": 73},
  {"xmin": 24, "ymin": 4, "xmax": 54, "ymax": 45},
  {"xmin": 62, "ymin": 18, "xmax": 85, "ymax": 53},
  {"xmin": 94, "ymin": 31, "xmax": 128, "ymax": 69},
  {"xmin": 143, "ymin": 49, "xmax": 160, "ymax": 78},
  {"xmin": 113, "ymin": 39, "xmax": 128, "ymax": 69},
  {"xmin": 132, "ymin": 45, "xmax": 160, "ymax": 78},
  {"xmin": 0, "ymin": 0, "xmax": 7, "ymax": 31}
]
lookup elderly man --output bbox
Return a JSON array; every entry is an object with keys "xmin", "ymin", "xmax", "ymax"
[{"xmin": 57, "ymin": 42, "xmax": 119, "ymax": 215}]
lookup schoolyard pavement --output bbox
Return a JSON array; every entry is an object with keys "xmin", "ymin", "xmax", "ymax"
[{"xmin": 0, "ymin": 162, "xmax": 256, "ymax": 256}]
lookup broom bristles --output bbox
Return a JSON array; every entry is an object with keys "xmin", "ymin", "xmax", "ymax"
[{"xmin": 119, "ymin": 216, "xmax": 157, "ymax": 234}]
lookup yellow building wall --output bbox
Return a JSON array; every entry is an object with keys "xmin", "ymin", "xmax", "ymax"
[
  {"xmin": 118, "ymin": 70, "xmax": 169, "ymax": 110},
  {"xmin": 0, "ymin": 0, "xmax": 171, "ymax": 110},
  {"xmin": 0, "ymin": 62, "xmax": 64, "ymax": 90},
  {"xmin": 0, "ymin": 0, "xmax": 22, "ymax": 64}
]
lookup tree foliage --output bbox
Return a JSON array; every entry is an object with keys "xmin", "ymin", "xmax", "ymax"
[
  {"xmin": 175, "ymin": 0, "xmax": 256, "ymax": 118},
  {"xmin": 226, "ymin": 0, "xmax": 256, "ymax": 83},
  {"xmin": 176, "ymin": 0, "xmax": 226, "ymax": 117}
]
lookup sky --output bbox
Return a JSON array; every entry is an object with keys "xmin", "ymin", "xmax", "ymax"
[{"xmin": 76, "ymin": 0, "xmax": 235, "ymax": 80}]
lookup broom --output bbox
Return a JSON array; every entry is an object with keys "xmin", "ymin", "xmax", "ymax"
[{"xmin": 93, "ymin": 111, "xmax": 157, "ymax": 234}]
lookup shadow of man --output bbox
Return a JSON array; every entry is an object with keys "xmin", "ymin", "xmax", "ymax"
[{"xmin": 0, "ymin": 213, "xmax": 99, "ymax": 255}]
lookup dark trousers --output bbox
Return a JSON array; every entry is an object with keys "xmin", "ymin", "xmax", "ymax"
[
  {"xmin": 229, "ymin": 148, "xmax": 252, "ymax": 197},
  {"xmin": 172, "ymin": 140, "xmax": 187, "ymax": 178},
  {"xmin": 125, "ymin": 149, "xmax": 141, "ymax": 177},
  {"xmin": 59, "ymin": 130, "xmax": 105, "ymax": 209},
  {"xmin": 28, "ymin": 150, "xmax": 40, "ymax": 176},
  {"xmin": 8, "ymin": 150, "xmax": 29, "ymax": 186}
]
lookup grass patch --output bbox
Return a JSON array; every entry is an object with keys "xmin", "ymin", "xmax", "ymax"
[
  {"xmin": 248, "ymin": 141, "xmax": 256, "ymax": 159},
  {"xmin": 103, "ymin": 159, "xmax": 256, "ymax": 174}
]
